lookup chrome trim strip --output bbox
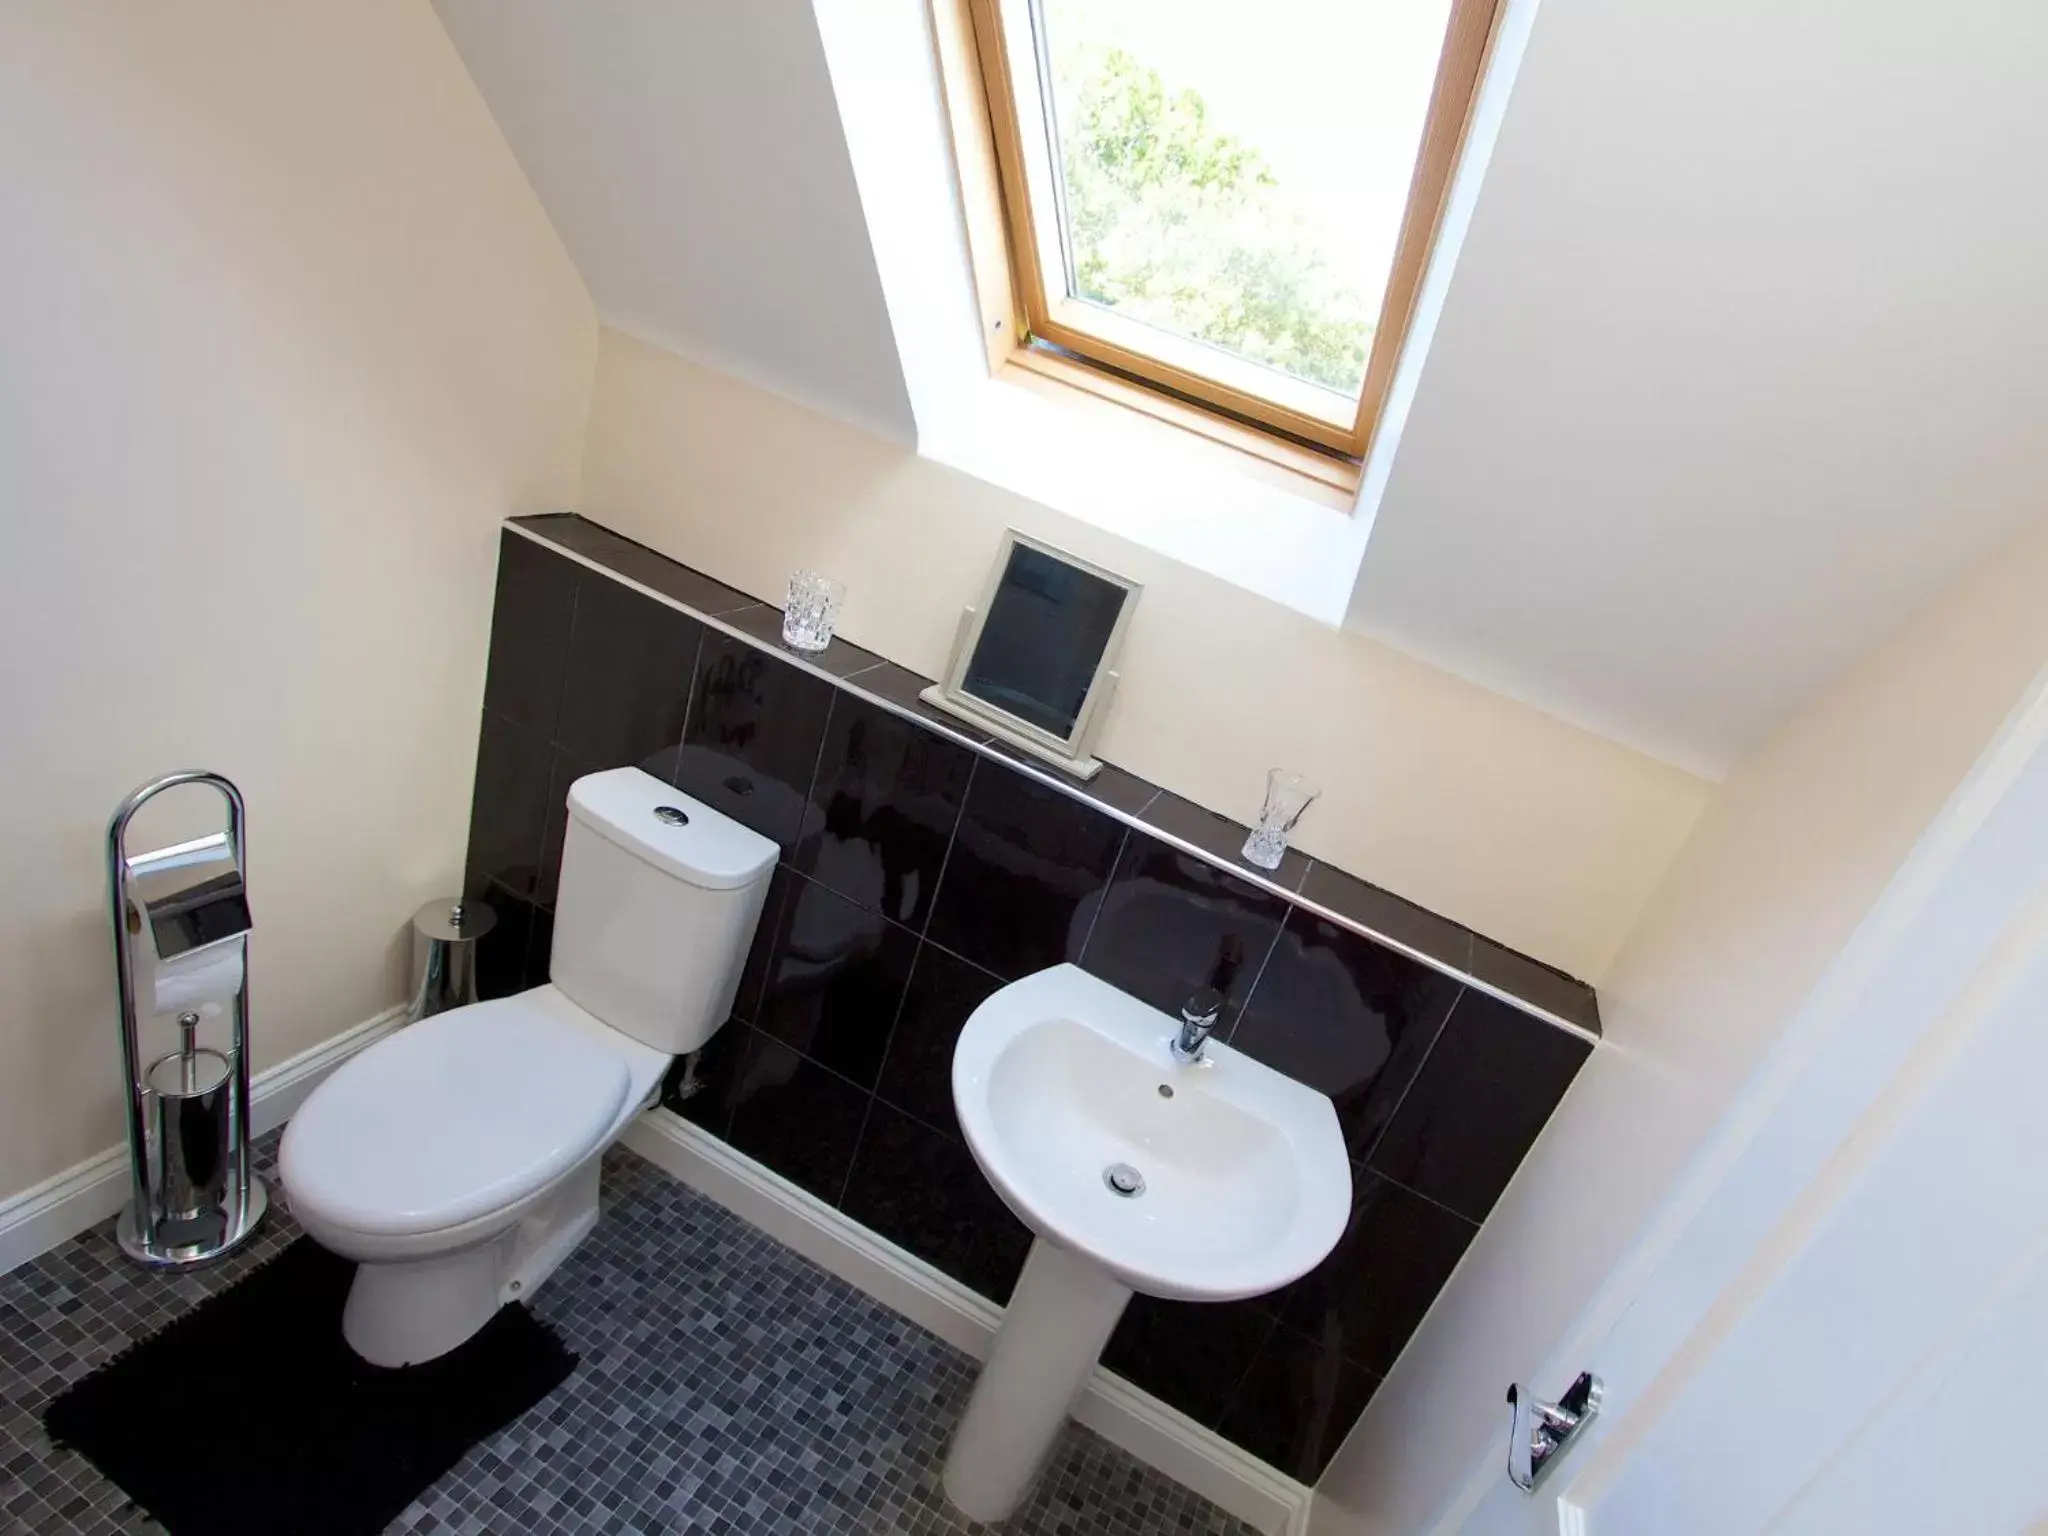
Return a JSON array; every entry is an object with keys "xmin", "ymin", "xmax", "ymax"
[{"xmin": 501, "ymin": 519, "xmax": 1602, "ymax": 1048}]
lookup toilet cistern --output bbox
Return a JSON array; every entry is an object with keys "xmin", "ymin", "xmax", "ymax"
[{"xmin": 942, "ymin": 964, "xmax": 1349, "ymax": 1522}]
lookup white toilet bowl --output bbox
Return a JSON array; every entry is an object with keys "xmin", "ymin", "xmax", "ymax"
[
  {"xmin": 281, "ymin": 767, "xmax": 778, "ymax": 1366},
  {"xmin": 281, "ymin": 985, "xmax": 667, "ymax": 1366}
]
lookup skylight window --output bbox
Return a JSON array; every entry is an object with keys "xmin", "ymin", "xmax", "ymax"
[{"xmin": 947, "ymin": 0, "xmax": 1498, "ymax": 466}]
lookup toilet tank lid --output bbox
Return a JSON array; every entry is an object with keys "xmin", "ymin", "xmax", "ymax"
[{"xmin": 566, "ymin": 768, "xmax": 778, "ymax": 890}]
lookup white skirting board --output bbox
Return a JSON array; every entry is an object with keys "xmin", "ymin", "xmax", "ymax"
[
  {"xmin": 0, "ymin": 1005, "xmax": 408, "ymax": 1277},
  {"xmin": 620, "ymin": 1108, "xmax": 1316, "ymax": 1536}
]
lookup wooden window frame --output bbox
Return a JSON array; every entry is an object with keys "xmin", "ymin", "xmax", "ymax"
[{"xmin": 933, "ymin": 0, "xmax": 1504, "ymax": 476}]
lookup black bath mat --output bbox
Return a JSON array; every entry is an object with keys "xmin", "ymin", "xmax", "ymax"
[{"xmin": 42, "ymin": 1238, "xmax": 577, "ymax": 1536}]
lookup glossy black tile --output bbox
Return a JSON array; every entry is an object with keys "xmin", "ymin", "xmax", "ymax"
[
  {"xmin": 659, "ymin": 1016, "xmax": 749, "ymax": 1130},
  {"xmin": 1081, "ymin": 762, "xmax": 1163, "ymax": 819},
  {"xmin": 490, "ymin": 516, "xmax": 1597, "ymax": 1046},
  {"xmin": 752, "ymin": 875, "xmax": 919, "ymax": 1090},
  {"xmin": 724, "ymin": 602, "xmax": 885, "ymax": 680},
  {"xmin": 971, "ymin": 738, "xmax": 1159, "ymax": 822},
  {"xmin": 474, "ymin": 881, "xmax": 535, "ymax": 1003},
  {"xmin": 926, "ymin": 762, "xmax": 1127, "ymax": 980},
  {"xmin": 508, "ymin": 511, "xmax": 579, "ymax": 535},
  {"xmin": 723, "ymin": 1029, "xmax": 870, "ymax": 1205},
  {"xmin": 532, "ymin": 746, "xmax": 598, "ymax": 910},
  {"xmin": 731, "ymin": 866, "xmax": 793, "ymax": 1028},
  {"xmin": 1367, "ymin": 988, "xmax": 1593, "ymax": 1222},
  {"xmin": 1229, "ymin": 911, "xmax": 1464, "ymax": 1162},
  {"xmin": 482, "ymin": 531, "xmax": 578, "ymax": 737},
  {"xmin": 1081, "ymin": 838, "xmax": 1288, "ymax": 1032},
  {"xmin": 1274, "ymin": 1170, "xmax": 1477, "ymax": 1375},
  {"xmin": 524, "ymin": 906, "xmax": 554, "ymax": 990},
  {"xmin": 875, "ymin": 942, "xmax": 1005, "ymax": 1138},
  {"xmin": 1141, "ymin": 789, "xmax": 1311, "ymax": 891},
  {"xmin": 1217, "ymin": 1323, "xmax": 1381, "ymax": 1482},
  {"xmin": 846, "ymin": 661, "xmax": 991, "ymax": 743},
  {"xmin": 672, "ymin": 633, "xmax": 835, "ymax": 852},
  {"xmin": 1102, "ymin": 1297, "xmax": 1275, "ymax": 1428},
  {"xmin": 794, "ymin": 694, "xmax": 975, "ymax": 930},
  {"xmin": 1469, "ymin": 936, "xmax": 1601, "ymax": 1035},
  {"xmin": 465, "ymin": 711, "xmax": 553, "ymax": 901},
  {"xmin": 555, "ymin": 571, "xmax": 702, "ymax": 774},
  {"xmin": 1298, "ymin": 862, "xmax": 1474, "ymax": 979},
  {"xmin": 513, "ymin": 516, "xmax": 759, "ymax": 617},
  {"xmin": 840, "ymin": 1103, "xmax": 1033, "ymax": 1304}
]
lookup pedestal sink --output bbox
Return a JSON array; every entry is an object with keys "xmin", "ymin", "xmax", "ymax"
[{"xmin": 943, "ymin": 964, "xmax": 1351, "ymax": 1522}]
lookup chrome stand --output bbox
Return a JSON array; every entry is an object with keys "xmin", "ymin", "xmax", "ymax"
[{"xmin": 108, "ymin": 772, "xmax": 268, "ymax": 1269}]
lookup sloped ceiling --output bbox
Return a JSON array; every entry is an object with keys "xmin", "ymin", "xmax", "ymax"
[
  {"xmin": 430, "ymin": 0, "xmax": 914, "ymax": 444},
  {"xmin": 432, "ymin": 0, "xmax": 2048, "ymax": 776},
  {"xmin": 1352, "ymin": 0, "xmax": 2048, "ymax": 772}
]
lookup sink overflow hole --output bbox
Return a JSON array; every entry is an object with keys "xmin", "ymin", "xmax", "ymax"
[
  {"xmin": 1157, "ymin": 1084, "xmax": 1174, "ymax": 1098},
  {"xmin": 1103, "ymin": 1163, "xmax": 1146, "ymax": 1198}
]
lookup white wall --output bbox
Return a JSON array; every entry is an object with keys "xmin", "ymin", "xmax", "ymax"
[
  {"xmin": 1311, "ymin": 502, "xmax": 2048, "ymax": 1533},
  {"xmin": 430, "ymin": 0, "xmax": 916, "ymax": 446},
  {"xmin": 581, "ymin": 328, "xmax": 1709, "ymax": 983},
  {"xmin": 1349, "ymin": 0, "xmax": 2048, "ymax": 775},
  {"xmin": 0, "ymin": 0, "xmax": 596, "ymax": 1199}
]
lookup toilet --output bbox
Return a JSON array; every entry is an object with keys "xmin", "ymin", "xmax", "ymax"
[{"xmin": 281, "ymin": 766, "xmax": 776, "ymax": 1366}]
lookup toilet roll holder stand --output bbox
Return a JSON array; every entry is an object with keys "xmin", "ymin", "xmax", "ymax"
[{"xmin": 107, "ymin": 771, "xmax": 267, "ymax": 1268}]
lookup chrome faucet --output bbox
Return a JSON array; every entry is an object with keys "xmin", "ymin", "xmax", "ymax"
[{"xmin": 1171, "ymin": 987, "xmax": 1225, "ymax": 1064}]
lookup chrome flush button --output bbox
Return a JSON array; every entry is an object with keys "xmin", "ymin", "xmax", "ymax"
[{"xmin": 653, "ymin": 806, "xmax": 690, "ymax": 827}]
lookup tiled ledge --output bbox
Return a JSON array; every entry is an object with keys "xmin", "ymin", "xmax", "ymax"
[{"xmin": 506, "ymin": 513, "xmax": 1601, "ymax": 1043}]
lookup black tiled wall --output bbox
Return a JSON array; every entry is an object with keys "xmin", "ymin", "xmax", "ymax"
[{"xmin": 464, "ymin": 516, "xmax": 1597, "ymax": 1483}]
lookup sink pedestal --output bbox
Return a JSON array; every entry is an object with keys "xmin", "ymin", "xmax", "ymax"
[
  {"xmin": 943, "ymin": 1236, "xmax": 1132, "ymax": 1522},
  {"xmin": 944, "ymin": 965, "xmax": 1354, "ymax": 1519}
]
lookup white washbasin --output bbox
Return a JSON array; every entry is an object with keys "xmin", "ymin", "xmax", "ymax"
[{"xmin": 951, "ymin": 964, "xmax": 1351, "ymax": 1303}]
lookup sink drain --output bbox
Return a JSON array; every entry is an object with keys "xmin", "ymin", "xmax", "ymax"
[{"xmin": 1103, "ymin": 1163, "xmax": 1146, "ymax": 1198}]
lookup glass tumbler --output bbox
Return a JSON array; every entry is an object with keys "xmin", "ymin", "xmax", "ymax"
[
  {"xmin": 1242, "ymin": 769, "xmax": 1321, "ymax": 870},
  {"xmin": 781, "ymin": 569, "xmax": 846, "ymax": 654}
]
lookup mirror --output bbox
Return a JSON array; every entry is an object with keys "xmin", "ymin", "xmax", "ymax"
[{"xmin": 921, "ymin": 531, "xmax": 1140, "ymax": 778}]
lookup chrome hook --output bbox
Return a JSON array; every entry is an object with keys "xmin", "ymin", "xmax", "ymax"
[{"xmin": 1505, "ymin": 1371, "xmax": 1603, "ymax": 1492}]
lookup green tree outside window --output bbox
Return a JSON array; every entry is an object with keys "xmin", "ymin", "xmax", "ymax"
[{"xmin": 1052, "ymin": 39, "xmax": 1375, "ymax": 397}]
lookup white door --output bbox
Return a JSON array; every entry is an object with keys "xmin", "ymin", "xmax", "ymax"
[{"xmin": 1457, "ymin": 669, "xmax": 2048, "ymax": 1535}]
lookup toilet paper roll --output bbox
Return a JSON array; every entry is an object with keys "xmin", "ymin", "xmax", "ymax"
[{"xmin": 153, "ymin": 937, "xmax": 244, "ymax": 1018}]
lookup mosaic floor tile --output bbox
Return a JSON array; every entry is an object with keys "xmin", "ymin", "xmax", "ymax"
[{"xmin": 1, "ymin": 1135, "xmax": 1258, "ymax": 1535}]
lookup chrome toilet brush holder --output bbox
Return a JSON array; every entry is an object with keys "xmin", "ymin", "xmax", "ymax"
[
  {"xmin": 108, "ymin": 771, "xmax": 268, "ymax": 1268},
  {"xmin": 408, "ymin": 895, "xmax": 496, "ymax": 1022}
]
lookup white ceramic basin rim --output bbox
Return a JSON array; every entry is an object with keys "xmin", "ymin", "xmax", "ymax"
[{"xmin": 951, "ymin": 964, "xmax": 1351, "ymax": 1302}]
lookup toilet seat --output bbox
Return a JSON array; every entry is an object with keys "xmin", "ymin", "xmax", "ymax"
[{"xmin": 282, "ymin": 992, "xmax": 633, "ymax": 1238}]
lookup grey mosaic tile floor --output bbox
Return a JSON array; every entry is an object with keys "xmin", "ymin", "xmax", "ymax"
[{"xmin": 1, "ymin": 1135, "xmax": 1260, "ymax": 1535}]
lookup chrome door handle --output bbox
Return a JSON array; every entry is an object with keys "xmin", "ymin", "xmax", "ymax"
[{"xmin": 1505, "ymin": 1372, "xmax": 1602, "ymax": 1492}]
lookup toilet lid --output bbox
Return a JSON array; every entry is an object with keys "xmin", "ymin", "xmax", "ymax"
[{"xmin": 282, "ymin": 994, "xmax": 632, "ymax": 1237}]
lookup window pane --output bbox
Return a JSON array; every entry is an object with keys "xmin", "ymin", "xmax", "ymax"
[{"xmin": 1035, "ymin": 0, "xmax": 1455, "ymax": 401}]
